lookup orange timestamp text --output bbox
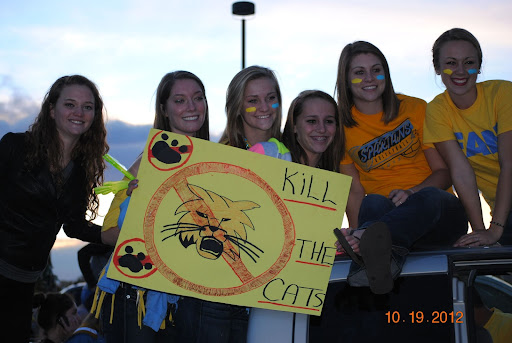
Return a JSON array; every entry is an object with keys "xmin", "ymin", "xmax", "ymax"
[{"xmin": 385, "ymin": 311, "xmax": 464, "ymax": 324}]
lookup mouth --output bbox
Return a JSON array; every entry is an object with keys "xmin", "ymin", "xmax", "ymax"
[
  {"xmin": 362, "ymin": 85, "xmax": 377, "ymax": 90},
  {"xmin": 255, "ymin": 114, "xmax": 271, "ymax": 119},
  {"xmin": 69, "ymin": 119, "xmax": 85, "ymax": 125},
  {"xmin": 199, "ymin": 237, "xmax": 223, "ymax": 259},
  {"xmin": 451, "ymin": 78, "xmax": 468, "ymax": 86},
  {"xmin": 311, "ymin": 136, "xmax": 328, "ymax": 142},
  {"xmin": 183, "ymin": 115, "xmax": 200, "ymax": 121}
]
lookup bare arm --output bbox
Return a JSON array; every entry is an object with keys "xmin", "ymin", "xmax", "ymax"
[
  {"xmin": 388, "ymin": 147, "xmax": 452, "ymax": 206},
  {"xmin": 340, "ymin": 163, "xmax": 365, "ymax": 229}
]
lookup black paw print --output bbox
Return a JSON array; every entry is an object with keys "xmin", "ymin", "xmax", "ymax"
[
  {"xmin": 151, "ymin": 133, "xmax": 189, "ymax": 165},
  {"xmin": 118, "ymin": 245, "xmax": 153, "ymax": 273}
]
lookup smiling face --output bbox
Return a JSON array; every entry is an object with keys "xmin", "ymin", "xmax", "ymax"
[
  {"xmin": 50, "ymin": 84, "xmax": 95, "ymax": 143},
  {"xmin": 294, "ymin": 97, "xmax": 337, "ymax": 167},
  {"xmin": 164, "ymin": 78, "xmax": 206, "ymax": 136},
  {"xmin": 349, "ymin": 53, "xmax": 385, "ymax": 114},
  {"xmin": 437, "ymin": 40, "xmax": 479, "ymax": 109},
  {"xmin": 241, "ymin": 77, "xmax": 278, "ymax": 139}
]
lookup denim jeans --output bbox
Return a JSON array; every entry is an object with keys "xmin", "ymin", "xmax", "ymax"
[
  {"xmin": 101, "ymin": 285, "xmax": 177, "ymax": 343},
  {"xmin": 175, "ymin": 297, "xmax": 249, "ymax": 343},
  {"xmin": 358, "ymin": 187, "xmax": 468, "ymax": 250}
]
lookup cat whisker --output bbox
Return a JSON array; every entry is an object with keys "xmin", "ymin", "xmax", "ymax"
[
  {"xmin": 226, "ymin": 237, "xmax": 260, "ymax": 261},
  {"xmin": 226, "ymin": 235, "xmax": 264, "ymax": 253}
]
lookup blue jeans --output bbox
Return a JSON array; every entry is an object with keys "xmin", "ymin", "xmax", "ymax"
[
  {"xmin": 101, "ymin": 285, "xmax": 178, "ymax": 343},
  {"xmin": 175, "ymin": 297, "xmax": 249, "ymax": 343},
  {"xmin": 358, "ymin": 187, "xmax": 468, "ymax": 250}
]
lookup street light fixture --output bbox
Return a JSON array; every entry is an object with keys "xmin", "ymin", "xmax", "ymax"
[{"xmin": 232, "ymin": 2, "xmax": 255, "ymax": 69}]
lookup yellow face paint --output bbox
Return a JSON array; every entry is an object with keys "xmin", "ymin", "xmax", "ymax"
[
  {"xmin": 246, "ymin": 107, "xmax": 256, "ymax": 113},
  {"xmin": 351, "ymin": 78, "xmax": 362, "ymax": 84},
  {"xmin": 443, "ymin": 69, "xmax": 453, "ymax": 75}
]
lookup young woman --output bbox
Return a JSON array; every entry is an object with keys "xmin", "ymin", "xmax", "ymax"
[
  {"xmin": 425, "ymin": 28, "xmax": 512, "ymax": 247},
  {"xmin": 334, "ymin": 41, "xmax": 467, "ymax": 294},
  {"xmin": 220, "ymin": 65, "xmax": 282, "ymax": 149},
  {"xmin": 97, "ymin": 71, "xmax": 209, "ymax": 343},
  {"xmin": 33, "ymin": 293, "xmax": 81, "ymax": 343},
  {"xmin": 0, "ymin": 75, "xmax": 108, "ymax": 341},
  {"xmin": 247, "ymin": 90, "xmax": 343, "ymax": 341}
]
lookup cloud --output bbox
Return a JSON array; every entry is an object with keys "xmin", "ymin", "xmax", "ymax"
[{"xmin": 0, "ymin": 75, "xmax": 39, "ymax": 126}]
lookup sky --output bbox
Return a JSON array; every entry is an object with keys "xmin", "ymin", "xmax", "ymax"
[
  {"xmin": 2, "ymin": 0, "xmax": 512, "ymax": 139},
  {"xmin": 3, "ymin": 0, "xmax": 507, "ymax": 280}
]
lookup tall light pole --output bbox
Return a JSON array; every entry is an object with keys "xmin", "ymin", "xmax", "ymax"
[{"xmin": 232, "ymin": 2, "xmax": 255, "ymax": 69}]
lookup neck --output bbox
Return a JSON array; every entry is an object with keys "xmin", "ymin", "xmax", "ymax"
[
  {"xmin": 46, "ymin": 328, "xmax": 64, "ymax": 343},
  {"xmin": 58, "ymin": 135, "xmax": 79, "ymax": 169},
  {"xmin": 353, "ymin": 98, "xmax": 383, "ymax": 115},
  {"xmin": 473, "ymin": 306, "xmax": 493, "ymax": 327},
  {"xmin": 243, "ymin": 128, "xmax": 272, "ymax": 147},
  {"xmin": 303, "ymin": 152, "xmax": 321, "ymax": 168},
  {"xmin": 449, "ymin": 87, "xmax": 478, "ymax": 110}
]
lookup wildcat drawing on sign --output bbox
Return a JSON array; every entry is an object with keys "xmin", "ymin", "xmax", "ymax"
[{"xmin": 162, "ymin": 184, "xmax": 263, "ymax": 262}]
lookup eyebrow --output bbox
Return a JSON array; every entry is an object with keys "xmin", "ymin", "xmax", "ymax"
[
  {"xmin": 63, "ymin": 98, "xmax": 93, "ymax": 104},
  {"xmin": 245, "ymin": 91, "xmax": 277, "ymax": 98},
  {"xmin": 172, "ymin": 91, "xmax": 203, "ymax": 97},
  {"xmin": 352, "ymin": 63, "xmax": 382, "ymax": 70}
]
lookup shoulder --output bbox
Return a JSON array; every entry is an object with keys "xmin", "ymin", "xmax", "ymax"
[
  {"xmin": 1, "ymin": 131, "xmax": 27, "ymax": 145},
  {"xmin": 479, "ymin": 80, "xmax": 512, "ymax": 97},
  {"xmin": 0, "ymin": 132, "xmax": 28, "ymax": 157}
]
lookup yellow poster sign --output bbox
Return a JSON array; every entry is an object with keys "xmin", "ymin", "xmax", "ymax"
[{"xmin": 107, "ymin": 129, "xmax": 351, "ymax": 315}]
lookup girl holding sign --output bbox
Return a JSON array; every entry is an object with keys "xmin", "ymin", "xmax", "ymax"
[
  {"xmin": 0, "ymin": 75, "xmax": 108, "ymax": 341},
  {"xmin": 424, "ymin": 28, "xmax": 512, "ymax": 247},
  {"xmin": 334, "ymin": 41, "xmax": 467, "ymax": 294},
  {"xmin": 97, "ymin": 70, "xmax": 209, "ymax": 343}
]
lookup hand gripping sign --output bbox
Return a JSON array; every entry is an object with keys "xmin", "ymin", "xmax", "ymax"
[{"xmin": 107, "ymin": 129, "xmax": 351, "ymax": 315}]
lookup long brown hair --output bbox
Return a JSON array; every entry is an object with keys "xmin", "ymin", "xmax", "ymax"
[
  {"xmin": 26, "ymin": 75, "xmax": 108, "ymax": 219},
  {"xmin": 282, "ymin": 90, "xmax": 344, "ymax": 172},
  {"xmin": 153, "ymin": 71, "xmax": 209, "ymax": 140},
  {"xmin": 432, "ymin": 28, "xmax": 483, "ymax": 72},
  {"xmin": 220, "ymin": 66, "xmax": 282, "ymax": 148},
  {"xmin": 335, "ymin": 41, "xmax": 400, "ymax": 127}
]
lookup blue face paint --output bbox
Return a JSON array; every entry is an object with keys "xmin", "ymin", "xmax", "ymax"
[
  {"xmin": 376, "ymin": 75, "xmax": 385, "ymax": 80},
  {"xmin": 272, "ymin": 103, "xmax": 279, "ymax": 109},
  {"xmin": 468, "ymin": 69, "xmax": 478, "ymax": 75}
]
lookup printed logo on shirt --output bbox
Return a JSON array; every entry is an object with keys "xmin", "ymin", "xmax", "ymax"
[
  {"xmin": 348, "ymin": 119, "xmax": 421, "ymax": 172},
  {"xmin": 455, "ymin": 124, "xmax": 498, "ymax": 158}
]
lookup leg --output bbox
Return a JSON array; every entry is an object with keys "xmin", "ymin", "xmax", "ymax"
[
  {"xmin": 358, "ymin": 194, "xmax": 395, "ymax": 228},
  {"xmin": 0, "ymin": 275, "xmax": 34, "ymax": 343},
  {"xmin": 379, "ymin": 187, "xmax": 467, "ymax": 249}
]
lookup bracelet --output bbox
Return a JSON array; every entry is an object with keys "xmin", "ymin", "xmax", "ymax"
[
  {"xmin": 490, "ymin": 220, "xmax": 505, "ymax": 228},
  {"xmin": 406, "ymin": 188, "xmax": 415, "ymax": 195}
]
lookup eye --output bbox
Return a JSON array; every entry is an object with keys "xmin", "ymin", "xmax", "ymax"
[
  {"xmin": 221, "ymin": 218, "xmax": 231, "ymax": 222},
  {"xmin": 373, "ymin": 68, "xmax": 382, "ymax": 73},
  {"xmin": 175, "ymin": 99, "xmax": 185, "ymax": 104},
  {"xmin": 196, "ymin": 211, "xmax": 208, "ymax": 219},
  {"xmin": 248, "ymin": 99, "xmax": 258, "ymax": 104},
  {"xmin": 465, "ymin": 60, "xmax": 475, "ymax": 65},
  {"xmin": 354, "ymin": 70, "xmax": 364, "ymax": 75},
  {"xmin": 446, "ymin": 61, "xmax": 456, "ymax": 66},
  {"xmin": 326, "ymin": 119, "xmax": 335, "ymax": 124},
  {"xmin": 306, "ymin": 119, "xmax": 316, "ymax": 124},
  {"xmin": 84, "ymin": 105, "xmax": 93, "ymax": 111},
  {"xmin": 195, "ymin": 96, "xmax": 205, "ymax": 101},
  {"xmin": 268, "ymin": 95, "xmax": 277, "ymax": 101},
  {"xmin": 64, "ymin": 103, "xmax": 74, "ymax": 108}
]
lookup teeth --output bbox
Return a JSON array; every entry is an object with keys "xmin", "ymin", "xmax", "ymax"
[
  {"xmin": 256, "ymin": 115, "xmax": 270, "ymax": 119},
  {"xmin": 70, "ymin": 120, "xmax": 83, "ymax": 124},
  {"xmin": 363, "ymin": 86, "xmax": 377, "ymax": 90},
  {"xmin": 453, "ymin": 79, "xmax": 466, "ymax": 85},
  {"xmin": 183, "ymin": 116, "xmax": 199, "ymax": 121},
  {"xmin": 312, "ymin": 137, "xmax": 327, "ymax": 141}
]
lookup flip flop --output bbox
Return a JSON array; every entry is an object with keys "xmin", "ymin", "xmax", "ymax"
[
  {"xmin": 333, "ymin": 228, "xmax": 364, "ymax": 267},
  {"xmin": 359, "ymin": 222, "xmax": 393, "ymax": 294}
]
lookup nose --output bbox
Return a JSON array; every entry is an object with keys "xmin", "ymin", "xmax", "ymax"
[
  {"xmin": 187, "ymin": 99, "xmax": 197, "ymax": 111},
  {"xmin": 363, "ymin": 71, "xmax": 374, "ymax": 82},
  {"xmin": 260, "ymin": 100, "xmax": 270, "ymax": 112},
  {"xmin": 455, "ymin": 62, "xmax": 465, "ymax": 75},
  {"xmin": 316, "ymin": 121, "xmax": 326, "ymax": 133}
]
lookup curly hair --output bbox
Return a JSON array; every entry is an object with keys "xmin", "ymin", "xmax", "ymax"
[
  {"xmin": 153, "ymin": 71, "xmax": 209, "ymax": 140},
  {"xmin": 335, "ymin": 41, "xmax": 400, "ymax": 127},
  {"xmin": 282, "ymin": 90, "xmax": 344, "ymax": 172},
  {"xmin": 26, "ymin": 75, "xmax": 108, "ymax": 219},
  {"xmin": 220, "ymin": 66, "xmax": 282, "ymax": 148}
]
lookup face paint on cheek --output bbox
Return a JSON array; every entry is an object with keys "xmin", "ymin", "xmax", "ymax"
[
  {"xmin": 351, "ymin": 78, "xmax": 362, "ymax": 84},
  {"xmin": 271, "ymin": 103, "xmax": 279, "ymax": 109},
  {"xmin": 376, "ymin": 75, "xmax": 385, "ymax": 80},
  {"xmin": 246, "ymin": 107, "xmax": 256, "ymax": 113},
  {"xmin": 443, "ymin": 69, "xmax": 453, "ymax": 75},
  {"xmin": 468, "ymin": 69, "xmax": 478, "ymax": 75}
]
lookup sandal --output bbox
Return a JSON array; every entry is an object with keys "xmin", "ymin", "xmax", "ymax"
[
  {"xmin": 333, "ymin": 228, "xmax": 364, "ymax": 267},
  {"xmin": 359, "ymin": 222, "xmax": 393, "ymax": 294}
]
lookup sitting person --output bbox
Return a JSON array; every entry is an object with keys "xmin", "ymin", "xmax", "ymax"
[
  {"xmin": 424, "ymin": 28, "xmax": 512, "ymax": 246},
  {"xmin": 334, "ymin": 41, "xmax": 468, "ymax": 294},
  {"xmin": 33, "ymin": 292, "xmax": 81, "ymax": 343}
]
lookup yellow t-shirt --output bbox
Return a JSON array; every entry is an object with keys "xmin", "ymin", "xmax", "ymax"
[
  {"xmin": 424, "ymin": 80, "xmax": 512, "ymax": 211},
  {"xmin": 484, "ymin": 308, "xmax": 512, "ymax": 343},
  {"xmin": 341, "ymin": 94, "xmax": 432, "ymax": 196}
]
